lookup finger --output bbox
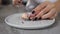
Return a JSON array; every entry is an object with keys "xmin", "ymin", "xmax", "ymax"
[
  {"xmin": 30, "ymin": 2, "xmax": 48, "ymax": 19},
  {"xmin": 41, "ymin": 8, "xmax": 56, "ymax": 19},
  {"xmin": 33, "ymin": 1, "xmax": 52, "ymax": 11},
  {"xmin": 50, "ymin": 12, "xmax": 57, "ymax": 19},
  {"xmin": 35, "ymin": 4, "xmax": 55, "ymax": 19},
  {"xmin": 13, "ymin": 1, "xmax": 18, "ymax": 5},
  {"xmin": 18, "ymin": 0, "xmax": 22, "ymax": 3},
  {"xmin": 14, "ymin": 0, "xmax": 22, "ymax": 5},
  {"xmin": 32, "ymin": 2, "xmax": 48, "ymax": 14},
  {"xmin": 13, "ymin": 0, "xmax": 17, "ymax": 5},
  {"xmin": 32, "ymin": 2, "xmax": 53, "ymax": 14},
  {"xmin": 29, "ymin": 14, "xmax": 35, "ymax": 20},
  {"xmin": 17, "ymin": 0, "xmax": 22, "ymax": 5},
  {"xmin": 30, "ymin": 2, "xmax": 54, "ymax": 20},
  {"xmin": 33, "ymin": 2, "xmax": 47, "ymax": 11}
]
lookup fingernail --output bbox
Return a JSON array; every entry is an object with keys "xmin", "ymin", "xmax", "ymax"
[
  {"xmin": 18, "ymin": 1, "xmax": 20, "ymax": 3},
  {"xmin": 29, "ymin": 17, "xmax": 30, "ymax": 20},
  {"xmin": 43, "ymin": 18, "xmax": 49, "ymax": 20},
  {"xmin": 32, "ymin": 11, "xmax": 35, "ymax": 14},
  {"xmin": 33, "ymin": 17, "xmax": 37, "ymax": 21},
  {"xmin": 28, "ymin": 17, "xmax": 31, "ymax": 20},
  {"xmin": 46, "ymin": 18, "xmax": 49, "ymax": 19},
  {"xmin": 38, "ymin": 18, "xmax": 41, "ymax": 20}
]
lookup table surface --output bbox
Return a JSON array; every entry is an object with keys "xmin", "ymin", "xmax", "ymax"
[{"xmin": 0, "ymin": 5, "xmax": 60, "ymax": 34}]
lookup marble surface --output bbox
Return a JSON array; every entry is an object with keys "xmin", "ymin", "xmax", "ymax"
[{"xmin": 0, "ymin": 5, "xmax": 60, "ymax": 34}]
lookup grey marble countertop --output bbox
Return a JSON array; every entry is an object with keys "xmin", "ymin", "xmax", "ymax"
[{"xmin": 0, "ymin": 5, "xmax": 60, "ymax": 34}]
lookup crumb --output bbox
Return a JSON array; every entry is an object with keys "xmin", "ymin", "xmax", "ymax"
[
  {"xmin": 21, "ymin": 21, "xmax": 24, "ymax": 24},
  {"xmin": 21, "ymin": 13, "xmax": 29, "ymax": 20}
]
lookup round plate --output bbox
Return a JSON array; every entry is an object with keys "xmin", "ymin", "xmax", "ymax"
[{"xmin": 5, "ymin": 13, "xmax": 55, "ymax": 29}]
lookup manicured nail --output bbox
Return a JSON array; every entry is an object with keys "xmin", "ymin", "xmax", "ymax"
[
  {"xmin": 46, "ymin": 18, "xmax": 49, "ymax": 19},
  {"xmin": 43, "ymin": 18, "xmax": 50, "ymax": 20},
  {"xmin": 38, "ymin": 18, "xmax": 41, "ymax": 20},
  {"xmin": 21, "ymin": 21, "xmax": 24, "ymax": 24},
  {"xmin": 28, "ymin": 17, "xmax": 31, "ymax": 20},
  {"xmin": 32, "ymin": 11, "xmax": 35, "ymax": 14},
  {"xmin": 18, "ymin": 1, "xmax": 20, "ymax": 3},
  {"xmin": 33, "ymin": 17, "xmax": 37, "ymax": 21}
]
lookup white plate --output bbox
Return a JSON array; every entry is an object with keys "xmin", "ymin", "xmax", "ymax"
[{"xmin": 5, "ymin": 13, "xmax": 55, "ymax": 29}]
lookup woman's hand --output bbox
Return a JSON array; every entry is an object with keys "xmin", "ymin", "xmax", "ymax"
[
  {"xmin": 13, "ymin": 0, "xmax": 22, "ymax": 6},
  {"xmin": 30, "ymin": 2, "xmax": 57, "ymax": 20}
]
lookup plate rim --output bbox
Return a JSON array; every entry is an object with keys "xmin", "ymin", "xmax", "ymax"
[{"xmin": 5, "ymin": 13, "xmax": 55, "ymax": 29}]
